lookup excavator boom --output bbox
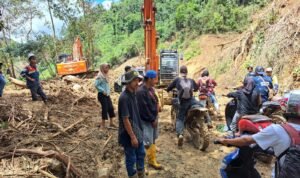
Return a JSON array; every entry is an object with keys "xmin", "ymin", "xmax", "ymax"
[{"xmin": 142, "ymin": 0, "xmax": 159, "ymax": 73}]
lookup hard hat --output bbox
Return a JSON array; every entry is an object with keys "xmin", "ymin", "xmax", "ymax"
[{"xmin": 255, "ymin": 66, "xmax": 265, "ymax": 75}]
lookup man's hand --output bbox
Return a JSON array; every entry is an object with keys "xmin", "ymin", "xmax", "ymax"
[
  {"xmin": 28, "ymin": 77, "xmax": 35, "ymax": 82},
  {"xmin": 221, "ymin": 94, "xmax": 227, "ymax": 97},
  {"xmin": 103, "ymin": 92, "xmax": 107, "ymax": 96},
  {"xmin": 152, "ymin": 119, "xmax": 158, "ymax": 128},
  {"xmin": 131, "ymin": 136, "xmax": 139, "ymax": 148}
]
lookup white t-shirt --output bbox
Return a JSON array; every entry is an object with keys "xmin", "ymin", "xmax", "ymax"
[{"xmin": 252, "ymin": 123, "xmax": 300, "ymax": 177}]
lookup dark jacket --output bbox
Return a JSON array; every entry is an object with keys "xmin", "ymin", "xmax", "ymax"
[
  {"xmin": 227, "ymin": 90, "xmax": 260, "ymax": 115},
  {"xmin": 20, "ymin": 65, "xmax": 40, "ymax": 88},
  {"xmin": 167, "ymin": 77, "xmax": 198, "ymax": 100},
  {"xmin": 136, "ymin": 85, "xmax": 158, "ymax": 123}
]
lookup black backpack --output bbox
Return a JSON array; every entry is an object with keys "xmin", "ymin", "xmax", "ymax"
[{"xmin": 276, "ymin": 124, "xmax": 300, "ymax": 178}]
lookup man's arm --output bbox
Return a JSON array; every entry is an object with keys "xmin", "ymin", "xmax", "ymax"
[
  {"xmin": 166, "ymin": 78, "xmax": 178, "ymax": 92},
  {"xmin": 218, "ymin": 136, "xmax": 256, "ymax": 147},
  {"xmin": 192, "ymin": 79, "xmax": 199, "ymax": 91},
  {"xmin": 123, "ymin": 117, "xmax": 138, "ymax": 148},
  {"xmin": 20, "ymin": 67, "xmax": 34, "ymax": 81},
  {"xmin": 136, "ymin": 90, "xmax": 155, "ymax": 122},
  {"xmin": 226, "ymin": 91, "xmax": 239, "ymax": 98}
]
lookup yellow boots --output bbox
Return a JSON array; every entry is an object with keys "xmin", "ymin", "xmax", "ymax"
[{"xmin": 146, "ymin": 144, "xmax": 163, "ymax": 170}]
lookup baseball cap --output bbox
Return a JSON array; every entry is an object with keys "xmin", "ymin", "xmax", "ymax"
[{"xmin": 145, "ymin": 70, "xmax": 157, "ymax": 79}]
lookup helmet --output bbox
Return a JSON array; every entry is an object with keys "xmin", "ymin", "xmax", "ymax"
[
  {"xmin": 180, "ymin": 65, "xmax": 188, "ymax": 74},
  {"xmin": 255, "ymin": 66, "xmax": 265, "ymax": 75},
  {"xmin": 285, "ymin": 90, "xmax": 300, "ymax": 118},
  {"xmin": 201, "ymin": 70, "xmax": 209, "ymax": 77}
]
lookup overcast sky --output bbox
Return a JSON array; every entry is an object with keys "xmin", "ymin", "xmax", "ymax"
[{"xmin": 12, "ymin": 0, "xmax": 117, "ymax": 42}]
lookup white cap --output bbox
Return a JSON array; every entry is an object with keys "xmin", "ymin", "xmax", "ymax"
[
  {"xmin": 266, "ymin": 67, "xmax": 272, "ymax": 72},
  {"xmin": 28, "ymin": 53, "xmax": 35, "ymax": 59}
]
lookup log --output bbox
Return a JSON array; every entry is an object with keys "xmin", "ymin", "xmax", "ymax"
[
  {"xmin": 8, "ymin": 77, "xmax": 27, "ymax": 88},
  {"xmin": 2, "ymin": 149, "xmax": 81, "ymax": 177}
]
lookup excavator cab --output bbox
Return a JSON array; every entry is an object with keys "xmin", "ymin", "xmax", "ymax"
[{"xmin": 159, "ymin": 50, "xmax": 180, "ymax": 86}]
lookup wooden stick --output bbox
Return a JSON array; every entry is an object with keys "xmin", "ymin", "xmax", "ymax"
[
  {"xmin": 38, "ymin": 169, "xmax": 58, "ymax": 178},
  {"xmin": 50, "ymin": 117, "xmax": 87, "ymax": 138},
  {"xmin": 103, "ymin": 135, "xmax": 112, "ymax": 149},
  {"xmin": 65, "ymin": 156, "xmax": 71, "ymax": 178}
]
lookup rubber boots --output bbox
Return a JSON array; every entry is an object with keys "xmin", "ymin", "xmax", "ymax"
[
  {"xmin": 146, "ymin": 144, "xmax": 163, "ymax": 170},
  {"xmin": 137, "ymin": 170, "xmax": 145, "ymax": 178},
  {"xmin": 129, "ymin": 173, "xmax": 138, "ymax": 178}
]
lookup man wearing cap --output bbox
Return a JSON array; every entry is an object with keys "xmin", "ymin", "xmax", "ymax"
[
  {"xmin": 20, "ymin": 53, "xmax": 47, "ymax": 103},
  {"xmin": 266, "ymin": 67, "xmax": 279, "ymax": 95},
  {"xmin": 167, "ymin": 65, "xmax": 199, "ymax": 147},
  {"xmin": 118, "ymin": 70, "xmax": 145, "ymax": 178},
  {"xmin": 253, "ymin": 66, "xmax": 273, "ymax": 103},
  {"xmin": 136, "ymin": 70, "xmax": 162, "ymax": 170},
  {"xmin": 0, "ymin": 62, "xmax": 6, "ymax": 97}
]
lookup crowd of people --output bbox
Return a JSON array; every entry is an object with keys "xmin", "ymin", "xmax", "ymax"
[{"xmin": 0, "ymin": 53, "xmax": 299, "ymax": 177}]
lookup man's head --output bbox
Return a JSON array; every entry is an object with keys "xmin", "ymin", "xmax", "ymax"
[
  {"xmin": 284, "ymin": 90, "xmax": 300, "ymax": 120},
  {"xmin": 201, "ymin": 70, "xmax": 209, "ymax": 77},
  {"xmin": 180, "ymin": 65, "xmax": 188, "ymax": 77},
  {"xmin": 124, "ymin": 70, "xmax": 143, "ymax": 91},
  {"xmin": 28, "ymin": 53, "xmax": 37, "ymax": 65},
  {"xmin": 247, "ymin": 65, "xmax": 253, "ymax": 73},
  {"xmin": 265, "ymin": 67, "xmax": 272, "ymax": 77},
  {"xmin": 144, "ymin": 70, "xmax": 157, "ymax": 87},
  {"xmin": 124, "ymin": 66, "xmax": 132, "ymax": 73},
  {"xmin": 255, "ymin": 66, "xmax": 264, "ymax": 76},
  {"xmin": 100, "ymin": 63, "xmax": 110, "ymax": 74}
]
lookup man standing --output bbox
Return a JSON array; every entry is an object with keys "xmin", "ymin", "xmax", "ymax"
[
  {"xmin": 136, "ymin": 70, "xmax": 162, "ymax": 170},
  {"xmin": 266, "ymin": 67, "xmax": 279, "ymax": 95},
  {"xmin": 20, "ymin": 53, "xmax": 47, "ymax": 103},
  {"xmin": 0, "ymin": 62, "xmax": 6, "ymax": 97},
  {"xmin": 167, "ymin": 65, "xmax": 199, "ymax": 147},
  {"xmin": 118, "ymin": 70, "xmax": 145, "ymax": 178},
  {"xmin": 253, "ymin": 66, "xmax": 273, "ymax": 103}
]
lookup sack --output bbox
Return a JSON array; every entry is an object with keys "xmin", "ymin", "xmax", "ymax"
[
  {"xmin": 179, "ymin": 78, "xmax": 192, "ymax": 99},
  {"xmin": 276, "ymin": 124, "xmax": 300, "ymax": 178}
]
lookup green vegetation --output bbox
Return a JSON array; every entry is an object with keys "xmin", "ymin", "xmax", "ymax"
[{"xmin": 0, "ymin": 0, "xmax": 270, "ymax": 79}]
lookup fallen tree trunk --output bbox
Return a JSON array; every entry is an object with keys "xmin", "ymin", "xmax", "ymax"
[{"xmin": 1, "ymin": 149, "xmax": 81, "ymax": 177}]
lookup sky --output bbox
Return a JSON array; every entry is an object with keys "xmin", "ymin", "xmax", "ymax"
[{"xmin": 12, "ymin": 0, "xmax": 118, "ymax": 42}]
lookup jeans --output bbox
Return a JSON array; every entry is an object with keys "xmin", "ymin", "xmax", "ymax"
[
  {"xmin": 209, "ymin": 94, "xmax": 219, "ymax": 111},
  {"xmin": 29, "ymin": 85, "xmax": 47, "ymax": 101},
  {"xmin": 230, "ymin": 112, "xmax": 242, "ymax": 132},
  {"xmin": 199, "ymin": 99, "xmax": 212, "ymax": 125},
  {"xmin": 177, "ymin": 98, "xmax": 199, "ymax": 135},
  {"xmin": 0, "ymin": 75, "xmax": 6, "ymax": 97},
  {"xmin": 124, "ymin": 142, "xmax": 145, "ymax": 177}
]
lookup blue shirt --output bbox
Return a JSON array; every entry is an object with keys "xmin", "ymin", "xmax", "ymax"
[
  {"xmin": 20, "ymin": 65, "xmax": 40, "ymax": 88},
  {"xmin": 95, "ymin": 77, "xmax": 110, "ymax": 95},
  {"xmin": 253, "ymin": 75, "xmax": 273, "ymax": 103}
]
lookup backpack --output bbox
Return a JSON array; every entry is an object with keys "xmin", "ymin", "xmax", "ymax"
[
  {"xmin": 199, "ymin": 77, "xmax": 214, "ymax": 94},
  {"xmin": 276, "ymin": 124, "xmax": 300, "ymax": 178},
  {"xmin": 179, "ymin": 78, "xmax": 193, "ymax": 99}
]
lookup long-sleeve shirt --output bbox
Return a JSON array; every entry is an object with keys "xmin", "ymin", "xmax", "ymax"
[
  {"xmin": 167, "ymin": 77, "xmax": 198, "ymax": 100},
  {"xmin": 227, "ymin": 90, "xmax": 260, "ymax": 115},
  {"xmin": 253, "ymin": 75, "xmax": 273, "ymax": 103},
  {"xmin": 197, "ymin": 76, "xmax": 217, "ymax": 95},
  {"xmin": 20, "ymin": 65, "xmax": 40, "ymax": 88},
  {"xmin": 136, "ymin": 85, "xmax": 158, "ymax": 123},
  {"xmin": 95, "ymin": 77, "xmax": 110, "ymax": 96}
]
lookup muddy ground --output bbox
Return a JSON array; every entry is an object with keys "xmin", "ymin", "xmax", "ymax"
[{"xmin": 0, "ymin": 77, "xmax": 272, "ymax": 178}]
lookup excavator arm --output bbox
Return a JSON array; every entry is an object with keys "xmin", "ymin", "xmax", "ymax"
[{"xmin": 142, "ymin": 0, "xmax": 159, "ymax": 73}]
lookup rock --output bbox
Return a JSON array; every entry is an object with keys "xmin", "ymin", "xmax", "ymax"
[
  {"xmin": 97, "ymin": 167, "xmax": 110, "ymax": 178},
  {"xmin": 72, "ymin": 84, "xmax": 82, "ymax": 91}
]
